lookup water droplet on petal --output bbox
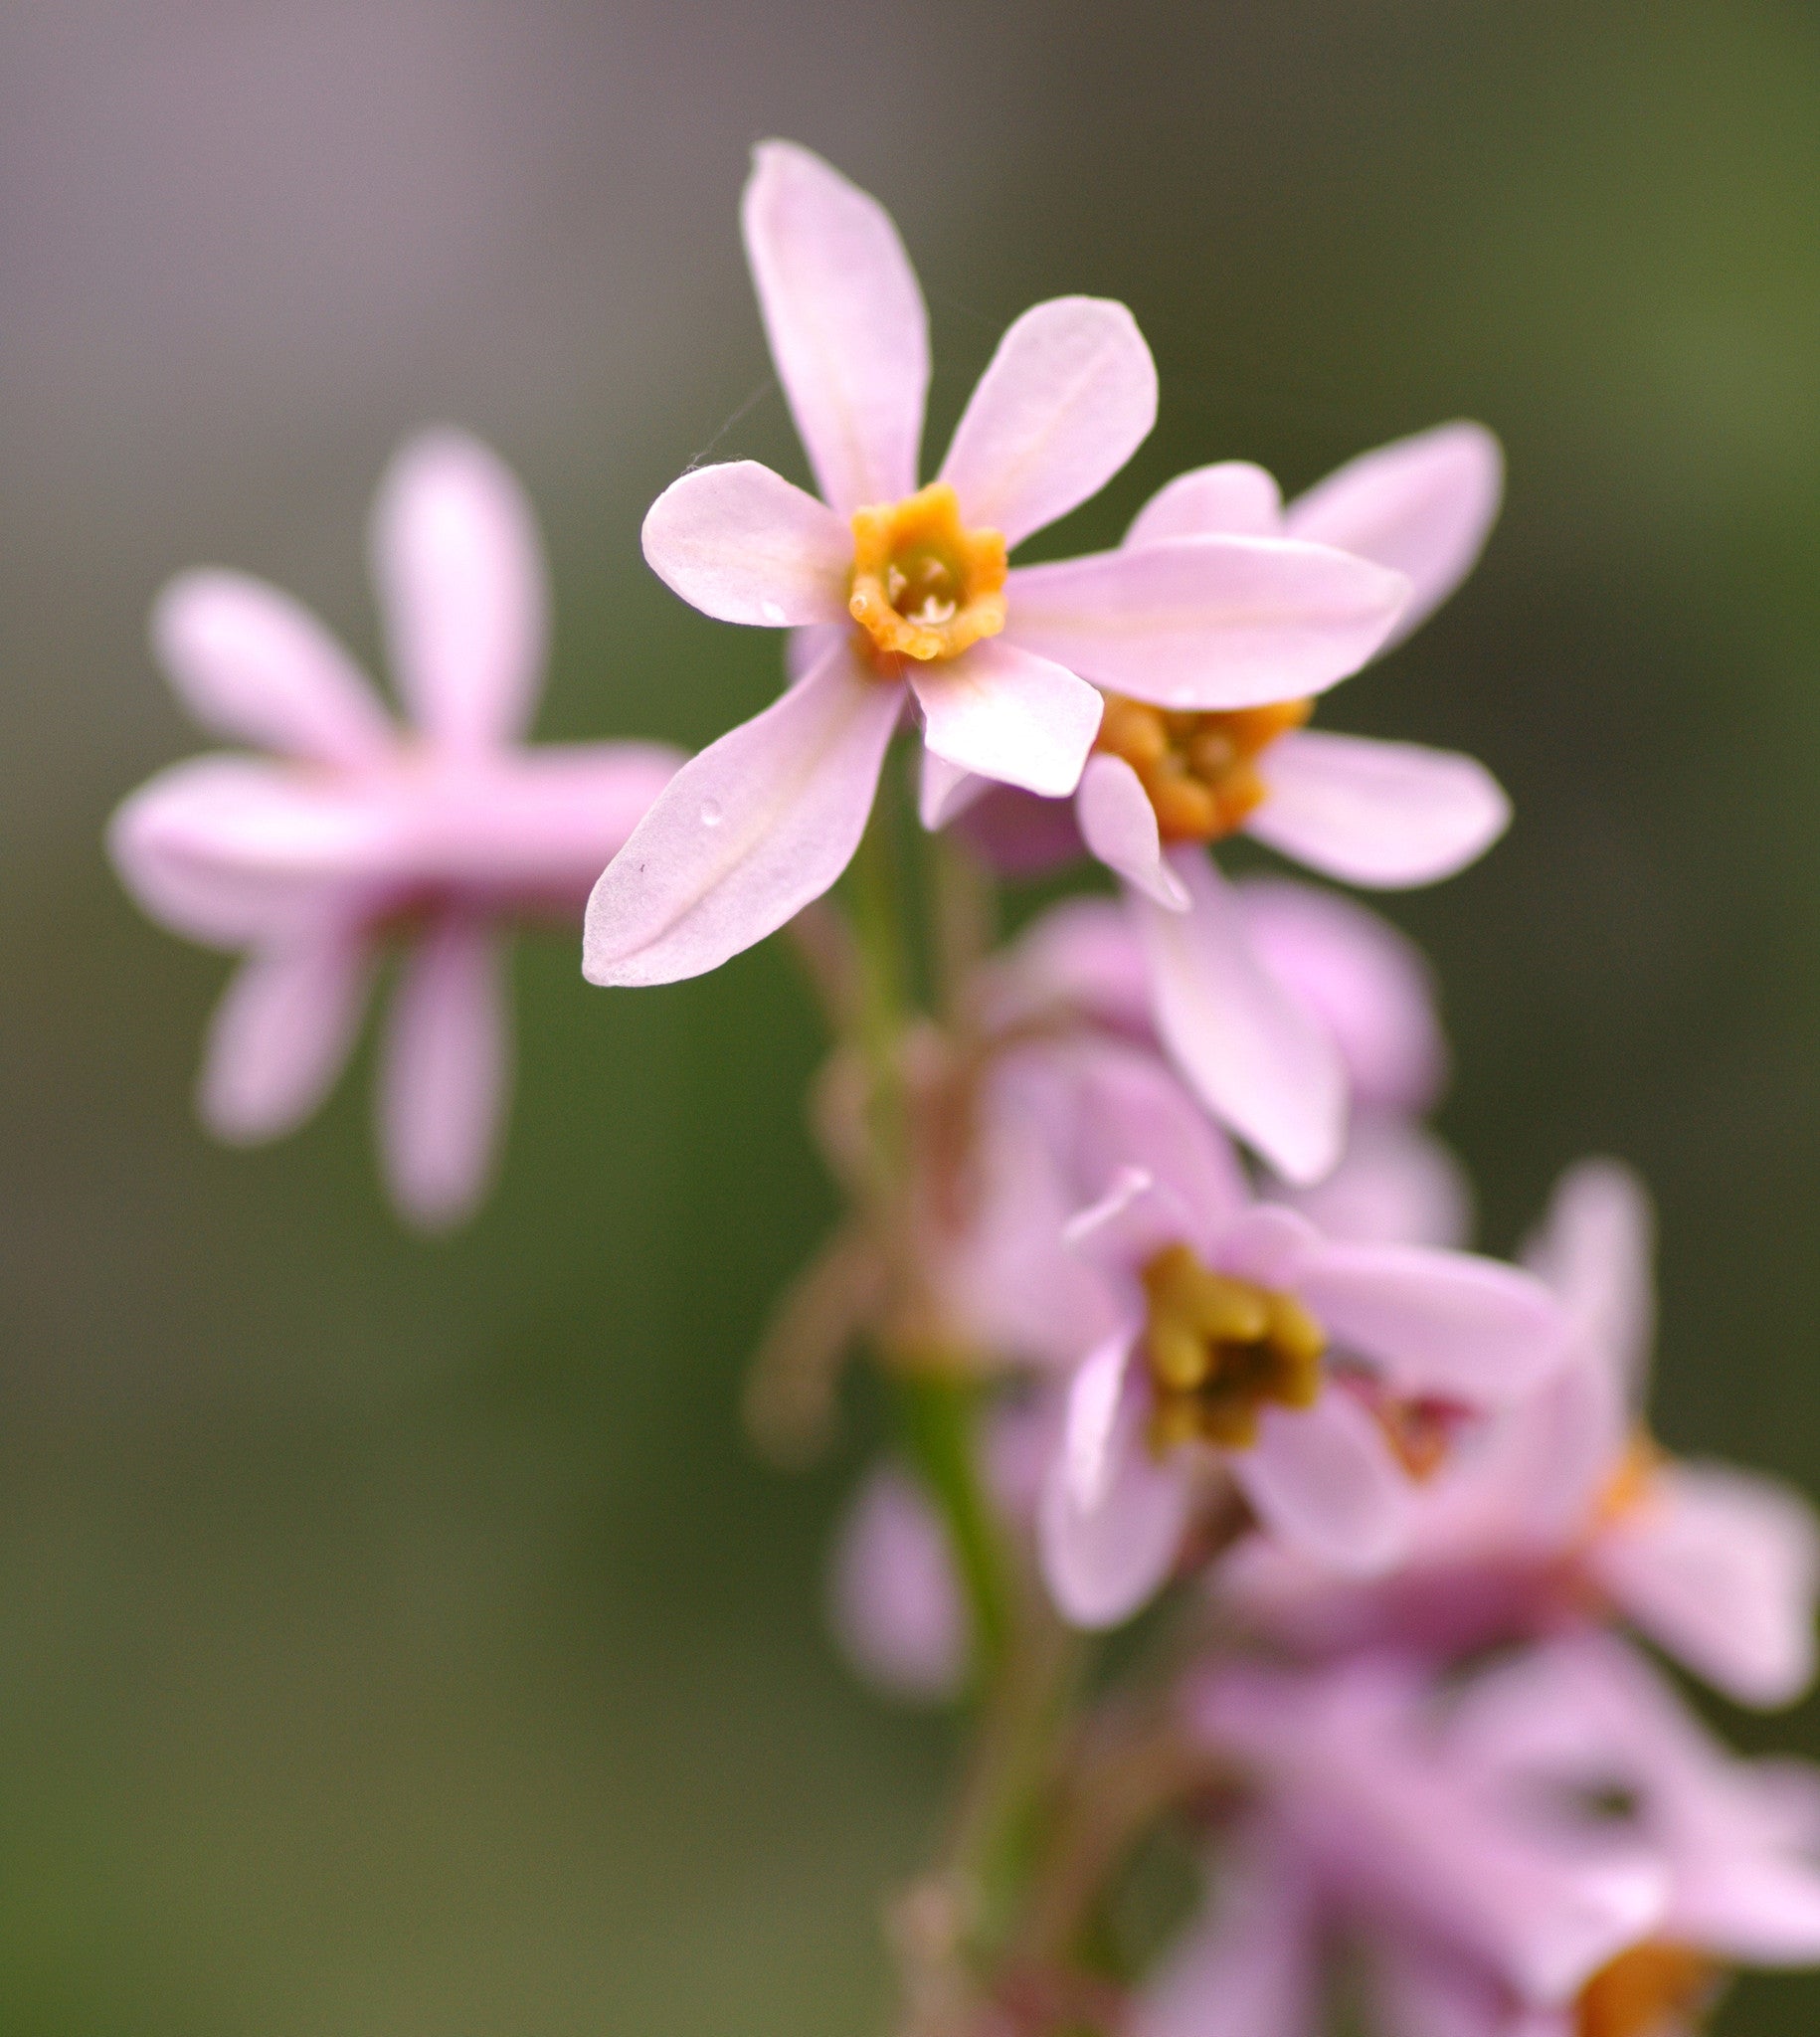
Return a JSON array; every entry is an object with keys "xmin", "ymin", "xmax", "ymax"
[{"xmin": 700, "ymin": 799, "xmax": 724, "ymax": 829}]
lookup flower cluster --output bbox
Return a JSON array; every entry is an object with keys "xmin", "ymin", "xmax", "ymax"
[{"xmin": 111, "ymin": 141, "xmax": 1820, "ymax": 2037}]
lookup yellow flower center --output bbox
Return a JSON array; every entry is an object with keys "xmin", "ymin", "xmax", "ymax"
[
  {"xmin": 1141, "ymin": 1242, "xmax": 1325, "ymax": 1452},
  {"xmin": 848, "ymin": 482, "xmax": 1007, "ymax": 665},
  {"xmin": 1576, "ymin": 1943, "xmax": 1721, "ymax": 2037},
  {"xmin": 1095, "ymin": 693, "xmax": 1312, "ymax": 840}
]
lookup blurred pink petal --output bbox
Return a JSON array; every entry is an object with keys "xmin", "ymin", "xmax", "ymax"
[
  {"xmin": 639, "ymin": 461, "xmax": 851, "ymax": 626},
  {"xmin": 1235, "ymin": 875, "xmax": 1448, "ymax": 1115},
  {"xmin": 379, "ymin": 917, "xmax": 509, "ymax": 1230},
  {"xmin": 1134, "ymin": 848, "xmax": 1346, "ymax": 1185},
  {"xmin": 1063, "ymin": 1039, "xmax": 1252, "ymax": 1240},
  {"xmin": 584, "ymin": 641, "xmax": 900, "ymax": 986},
  {"xmin": 198, "ymin": 937, "xmax": 372, "ymax": 1143},
  {"xmin": 151, "ymin": 570, "xmax": 393, "ymax": 768},
  {"xmin": 908, "ymin": 639, "xmax": 1102, "ymax": 797},
  {"xmin": 1233, "ymin": 1391, "xmax": 1411, "ymax": 1574},
  {"xmin": 1275, "ymin": 1117, "xmax": 1473, "ymax": 1250},
  {"xmin": 916, "ymin": 749, "xmax": 988, "ymax": 830},
  {"xmin": 1522, "ymin": 1158, "xmax": 1656, "ymax": 1401},
  {"xmin": 741, "ymin": 140, "xmax": 928, "ymax": 515},
  {"xmin": 1249, "ymin": 730, "xmax": 1511, "ymax": 888},
  {"xmin": 1592, "ymin": 1460, "xmax": 1820, "ymax": 1708},
  {"xmin": 370, "ymin": 429, "xmax": 548, "ymax": 752},
  {"xmin": 1039, "ymin": 1331, "xmax": 1192, "ymax": 1628},
  {"xmin": 1004, "ymin": 536, "xmax": 1409, "ymax": 710},
  {"xmin": 937, "ymin": 296, "xmax": 1157, "ymax": 547},
  {"xmin": 1074, "ymin": 753, "xmax": 1191, "ymax": 910},
  {"xmin": 827, "ymin": 1465, "xmax": 967, "ymax": 1702},
  {"xmin": 1285, "ymin": 421, "xmax": 1504, "ymax": 650},
  {"xmin": 1126, "ymin": 461, "xmax": 1284, "ymax": 546},
  {"xmin": 1298, "ymin": 1240, "xmax": 1567, "ymax": 1400}
]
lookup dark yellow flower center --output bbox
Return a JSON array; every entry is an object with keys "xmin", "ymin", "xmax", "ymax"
[
  {"xmin": 1095, "ymin": 693, "xmax": 1312, "ymax": 840},
  {"xmin": 1141, "ymin": 1242, "xmax": 1325, "ymax": 1452},
  {"xmin": 1576, "ymin": 1943, "xmax": 1721, "ymax": 2037},
  {"xmin": 848, "ymin": 482, "xmax": 1007, "ymax": 664}
]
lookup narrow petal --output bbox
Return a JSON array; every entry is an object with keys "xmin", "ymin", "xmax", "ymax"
[
  {"xmin": 1075, "ymin": 754, "xmax": 1191, "ymax": 910},
  {"xmin": 151, "ymin": 570, "xmax": 393, "ymax": 768},
  {"xmin": 1005, "ymin": 536, "xmax": 1409, "ymax": 708},
  {"xmin": 1232, "ymin": 1391, "xmax": 1411, "ymax": 1574},
  {"xmin": 1248, "ymin": 731, "xmax": 1510, "ymax": 889},
  {"xmin": 1277, "ymin": 1117, "xmax": 1473, "ymax": 1251},
  {"xmin": 909, "ymin": 640, "xmax": 1102, "ymax": 798},
  {"xmin": 1132, "ymin": 1834, "xmax": 1320, "ymax": 2037},
  {"xmin": 1126, "ymin": 462, "xmax": 1284, "ymax": 547},
  {"xmin": 938, "ymin": 297, "xmax": 1157, "ymax": 547},
  {"xmin": 1297, "ymin": 1242, "xmax": 1567, "ymax": 1402},
  {"xmin": 378, "ymin": 918, "xmax": 509, "ymax": 1229},
  {"xmin": 917, "ymin": 749, "xmax": 989, "ymax": 830},
  {"xmin": 1285, "ymin": 421, "xmax": 1504, "ymax": 649},
  {"xmin": 583, "ymin": 642, "xmax": 900, "ymax": 986},
  {"xmin": 741, "ymin": 140, "xmax": 928, "ymax": 515},
  {"xmin": 1134, "ymin": 849, "xmax": 1347, "ymax": 1186},
  {"xmin": 1593, "ymin": 1461, "xmax": 1820, "ymax": 1708},
  {"xmin": 1522, "ymin": 1159, "xmax": 1656, "ymax": 1401},
  {"xmin": 1039, "ymin": 1335, "xmax": 1192, "ymax": 1628},
  {"xmin": 827, "ymin": 1465, "xmax": 967, "ymax": 1703},
  {"xmin": 370, "ymin": 429, "xmax": 548, "ymax": 751},
  {"xmin": 197, "ymin": 938, "xmax": 372, "ymax": 1143},
  {"xmin": 639, "ymin": 461, "xmax": 851, "ymax": 626}
]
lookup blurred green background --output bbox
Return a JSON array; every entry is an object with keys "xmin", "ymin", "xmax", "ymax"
[{"xmin": 4, "ymin": 1, "xmax": 1820, "ymax": 2028}]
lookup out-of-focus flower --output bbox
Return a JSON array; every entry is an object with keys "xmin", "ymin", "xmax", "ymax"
[
  {"xmin": 109, "ymin": 431, "xmax": 679, "ymax": 1228},
  {"xmin": 583, "ymin": 140, "xmax": 1409, "ymax": 990},
  {"xmin": 960, "ymin": 424, "xmax": 1508, "ymax": 1184},
  {"xmin": 1223, "ymin": 1160, "xmax": 1820, "ymax": 1708},
  {"xmin": 1033, "ymin": 1057, "xmax": 1566, "ymax": 1626},
  {"xmin": 1446, "ymin": 1633, "xmax": 1820, "ymax": 2031},
  {"xmin": 1135, "ymin": 1656, "xmax": 1666, "ymax": 2037}
]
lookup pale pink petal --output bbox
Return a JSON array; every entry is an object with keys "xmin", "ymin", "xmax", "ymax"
[
  {"xmin": 370, "ymin": 429, "xmax": 549, "ymax": 752},
  {"xmin": 1522, "ymin": 1160, "xmax": 1656, "ymax": 1401},
  {"xmin": 1247, "ymin": 731, "xmax": 1510, "ymax": 889},
  {"xmin": 1126, "ymin": 462, "xmax": 1285, "ymax": 547},
  {"xmin": 151, "ymin": 570, "xmax": 393, "ymax": 768},
  {"xmin": 741, "ymin": 140, "xmax": 928, "ymax": 515},
  {"xmin": 1134, "ymin": 849, "xmax": 1347, "ymax": 1186},
  {"xmin": 378, "ymin": 917, "xmax": 509, "ymax": 1229},
  {"xmin": 1232, "ymin": 1391, "xmax": 1411, "ymax": 1574},
  {"xmin": 1064, "ymin": 1167, "xmax": 1201, "ymax": 1273},
  {"xmin": 1593, "ymin": 1460, "xmax": 1820, "ymax": 1708},
  {"xmin": 1235, "ymin": 875, "xmax": 1448, "ymax": 1114},
  {"xmin": 1276, "ymin": 1118, "xmax": 1472, "ymax": 1251},
  {"xmin": 786, "ymin": 622, "xmax": 848, "ymax": 682},
  {"xmin": 583, "ymin": 642, "xmax": 901, "ymax": 987},
  {"xmin": 107, "ymin": 757, "xmax": 403, "ymax": 947},
  {"xmin": 1039, "ymin": 1335, "xmax": 1193, "ymax": 1628},
  {"xmin": 1131, "ymin": 1835, "xmax": 1320, "ymax": 2037},
  {"xmin": 639, "ymin": 461, "xmax": 851, "ymax": 626},
  {"xmin": 1075, "ymin": 754, "xmax": 1190, "ymax": 911},
  {"xmin": 1367, "ymin": 1939, "xmax": 1571, "ymax": 2037},
  {"xmin": 197, "ymin": 938, "xmax": 372, "ymax": 1143},
  {"xmin": 1207, "ymin": 1205, "xmax": 1324, "ymax": 1295},
  {"xmin": 1004, "ymin": 536, "xmax": 1409, "ymax": 709},
  {"xmin": 826, "ymin": 1465, "xmax": 966, "ymax": 1702},
  {"xmin": 1297, "ymin": 1242, "xmax": 1567, "ymax": 1402},
  {"xmin": 1286, "ymin": 421, "xmax": 1503, "ymax": 650},
  {"xmin": 917, "ymin": 749, "xmax": 989, "ymax": 830},
  {"xmin": 980, "ymin": 894, "xmax": 1151, "ymax": 1038},
  {"xmin": 938, "ymin": 297, "xmax": 1157, "ymax": 548},
  {"xmin": 908, "ymin": 640, "xmax": 1102, "ymax": 797}
]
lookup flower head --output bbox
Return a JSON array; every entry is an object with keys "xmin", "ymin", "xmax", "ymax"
[
  {"xmin": 108, "ymin": 431, "xmax": 679, "ymax": 1227},
  {"xmin": 583, "ymin": 140, "xmax": 1410, "ymax": 989}
]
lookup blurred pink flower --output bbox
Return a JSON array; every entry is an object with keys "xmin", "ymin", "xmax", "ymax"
[
  {"xmin": 109, "ymin": 431, "xmax": 679, "ymax": 1229},
  {"xmin": 1223, "ymin": 1159, "xmax": 1820, "ymax": 1708},
  {"xmin": 584, "ymin": 140, "xmax": 1409, "ymax": 989},
  {"xmin": 1033, "ymin": 1056, "xmax": 1566, "ymax": 1626},
  {"xmin": 1135, "ymin": 1656, "xmax": 1666, "ymax": 2037}
]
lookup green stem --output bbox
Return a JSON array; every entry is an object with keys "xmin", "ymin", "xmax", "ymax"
[{"xmin": 896, "ymin": 1372, "xmax": 1014, "ymax": 1679}]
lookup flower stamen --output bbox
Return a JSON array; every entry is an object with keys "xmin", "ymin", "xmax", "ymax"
[
  {"xmin": 849, "ymin": 482, "xmax": 1007, "ymax": 665},
  {"xmin": 1096, "ymin": 692, "xmax": 1312, "ymax": 840},
  {"xmin": 1141, "ymin": 1242, "xmax": 1325, "ymax": 1452}
]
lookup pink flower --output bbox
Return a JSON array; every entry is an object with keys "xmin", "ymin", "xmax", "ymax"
[
  {"xmin": 962, "ymin": 424, "xmax": 1510, "ymax": 1184},
  {"xmin": 1222, "ymin": 1160, "xmax": 1820, "ymax": 1708},
  {"xmin": 1134, "ymin": 1656, "xmax": 1667, "ymax": 2037},
  {"xmin": 1033, "ymin": 1056, "xmax": 1567, "ymax": 1626},
  {"xmin": 108, "ymin": 431, "xmax": 680, "ymax": 1228},
  {"xmin": 583, "ymin": 140, "xmax": 1410, "ymax": 988}
]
